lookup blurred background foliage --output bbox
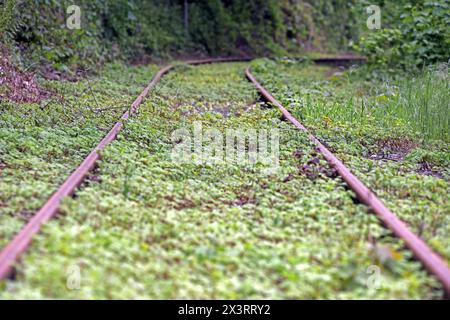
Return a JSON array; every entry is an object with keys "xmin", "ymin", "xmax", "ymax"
[
  {"xmin": 0, "ymin": 0, "xmax": 448, "ymax": 73},
  {"xmin": 356, "ymin": 0, "xmax": 450, "ymax": 70}
]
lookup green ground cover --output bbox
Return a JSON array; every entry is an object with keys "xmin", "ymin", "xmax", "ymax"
[
  {"xmin": 251, "ymin": 58, "xmax": 450, "ymax": 263},
  {"xmin": 0, "ymin": 63, "xmax": 158, "ymax": 248},
  {"xmin": 0, "ymin": 62, "xmax": 445, "ymax": 299}
]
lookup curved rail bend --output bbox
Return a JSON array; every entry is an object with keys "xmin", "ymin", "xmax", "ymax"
[
  {"xmin": 0, "ymin": 57, "xmax": 251, "ymax": 280},
  {"xmin": 4, "ymin": 56, "xmax": 448, "ymax": 299}
]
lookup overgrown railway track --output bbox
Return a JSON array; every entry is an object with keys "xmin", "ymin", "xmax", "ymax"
[{"xmin": 1, "ymin": 57, "xmax": 449, "ymax": 298}]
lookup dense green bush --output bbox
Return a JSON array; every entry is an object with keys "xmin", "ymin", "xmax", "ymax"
[
  {"xmin": 356, "ymin": 1, "xmax": 450, "ymax": 69},
  {"xmin": 1, "ymin": 0, "xmax": 366, "ymax": 72},
  {"xmin": 4, "ymin": 0, "xmax": 447, "ymax": 73},
  {"xmin": 2, "ymin": 0, "xmax": 106, "ymax": 71},
  {"xmin": 0, "ymin": 0, "xmax": 15, "ymax": 41}
]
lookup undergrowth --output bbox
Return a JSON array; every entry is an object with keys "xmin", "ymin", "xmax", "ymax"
[
  {"xmin": 251, "ymin": 58, "xmax": 449, "ymax": 266},
  {"xmin": 0, "ymin": 62, "xmax": 443, "ymax": 299},
  {"xmin": 0, "ymin": 63, "xmax": 159, "ymax": 248}
]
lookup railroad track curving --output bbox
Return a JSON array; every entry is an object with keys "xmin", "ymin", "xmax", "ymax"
[{"xmin": 1, "ymin": 57, "xmax": 448, "ymax": 298}]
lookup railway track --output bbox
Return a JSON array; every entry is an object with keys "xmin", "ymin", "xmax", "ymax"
[
  {"xmin": 0, "ymin": 57, "xmax": 449, "ymax": 298},
  {"xmin": 245, "ymin": 67, "xmax": 450, "ymax": 297}
]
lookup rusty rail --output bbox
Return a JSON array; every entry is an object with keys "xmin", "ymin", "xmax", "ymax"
[
  {"xmin": 245, "ymin": 67, "xmax": 450, "ymax": 297},
  {"xmin": 312, "ymin": 56, "xmax": 366, "ymax": 65},
  {"xmin": 0, "ymin": 57, "xmax": 251, "ymax": 280},
  {"xmin": 3, "ymin": 56, "xmax": 448, "ymax": 298}
]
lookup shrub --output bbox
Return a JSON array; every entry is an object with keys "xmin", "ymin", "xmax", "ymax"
[
  {"xmin": 5, "ymin": 0, "xmax": 404, "ymax": 73},
  {"xmin": 356, "ymin": 1, "xmax": 450, "ymax": 69}
]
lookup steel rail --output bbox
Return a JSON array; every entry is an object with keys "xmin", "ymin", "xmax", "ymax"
[
  {"xmin": 4, "ymin": 56, "xmax": 447, "ymax": 298},
  {"xmin": 245, "ymin": 67, "xmax": 450, "ymax": 297},
  {"xmin": 312, "ymin": 56, "xmax": 366, "ymax": 64},
  {"xmin": 0, "ymin": 57, "xmax": 251, "ymax": 280}
]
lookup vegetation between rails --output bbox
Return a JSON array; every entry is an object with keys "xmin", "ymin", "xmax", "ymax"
[
  {"xmin": 0, "ymin": 63, "xmax": 444, "ymax": 299},
  {"xmin": 0, "ymin": 0, "xmax": 448, "ymax": 302}
]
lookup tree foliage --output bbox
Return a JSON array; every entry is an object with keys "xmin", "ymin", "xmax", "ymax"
[
  {"xmin": 1, "ymin": 0, "xmax": 448, "ymax": 72},
  {"xmin": 1, "ymin": 0, "xmax": 366, "ymax": 70},
  {"xmin": 356, "ymin": 0, "xmax": 450, "ymax": 70}
]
